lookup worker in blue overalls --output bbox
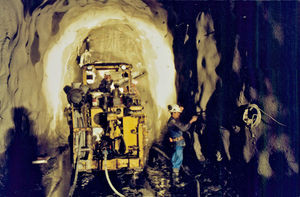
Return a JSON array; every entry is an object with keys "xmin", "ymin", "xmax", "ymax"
[{"xmin": 167, "ymin": 104, "xmax": 197, "ymax": 187}]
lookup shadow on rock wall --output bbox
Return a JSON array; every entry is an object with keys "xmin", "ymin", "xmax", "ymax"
[
  {"xmin": 266, "ymin": 152, "xmax": 299, "ymax": 197},
  {"xmin": 4, "ymin": 107, "xmax": 44, "ymax": 197},
  {"xmin": 160, "ymin": 1, "xmax": 299, "ymax": 196}
]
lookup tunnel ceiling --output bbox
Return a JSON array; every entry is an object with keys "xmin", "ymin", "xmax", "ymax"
[{"xmin": 83, "ymin": 23, "xmax": 143, "ymax": 65}]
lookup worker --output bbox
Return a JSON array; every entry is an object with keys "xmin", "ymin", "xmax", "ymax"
[
  {"xmin": 99, "ymin": 73, "xmax": 113, "ymax": 93},
  {"xmin": 167, "ymin": 104, "xmax": 198, "ymax": 187}
]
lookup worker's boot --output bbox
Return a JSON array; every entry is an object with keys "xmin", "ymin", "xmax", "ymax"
[{"xmin": 172, "ymin": 170, "xmax": 185, "ymax": 188}]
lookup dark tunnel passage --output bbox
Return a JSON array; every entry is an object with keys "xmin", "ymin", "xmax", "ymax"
[{"xmin": 158, "ymin": 1, "xmax": 299, "ymax": 197}]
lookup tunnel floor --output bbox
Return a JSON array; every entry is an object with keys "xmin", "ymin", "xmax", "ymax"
[
  {"xmin": 72, "ymin": 144, "xmax": 299, "ymax": 197},
  {"xmin": 72, "ymin": 145, "xmax": 251, "ymax": 197},
  {"xmin": 1, "ymin": 143, "xmax": 299, "ymax": 197}
]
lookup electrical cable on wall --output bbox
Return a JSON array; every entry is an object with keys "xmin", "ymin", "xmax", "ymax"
[{"xmin": 257, "ymin": 106, "xmax": 287, "ymax": 127}]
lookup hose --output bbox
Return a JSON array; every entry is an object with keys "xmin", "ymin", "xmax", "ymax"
[
  {"xmin": 152, "ymin": 145, "xmax": 191, "ymax": 176},
  {"xmin": 152, "ymin": 145, "xmax": 170, "ymax": 160},
  {"xmin": 196, "ymin": 179, "xmax": 201, "ymax": 197},
  {"xmin": 152, "ymin": 145, "xmax": 206, "ymax": 196},
  {"xmin": 103, "ymin": 150, "xmax": 125, "ymax": 197},
  {"xmin": 194, "ymin": 174, "xmax": 201, "ymax": 197},
  {"xmin": 69, "ymin": 115, "xmax": 85, "ymax": 197},
  {"xmin": 68, "ymin": 131, "xmax": 82, "ymax": 197}
]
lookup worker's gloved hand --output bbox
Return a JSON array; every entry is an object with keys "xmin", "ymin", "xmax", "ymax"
[
  {"xmin": 189, "ymin": 116, "xmax": 198, "ymax": 124},
  {"xmin": 179, "ymin": 106, "xmax": 184, "ymax": 112}
]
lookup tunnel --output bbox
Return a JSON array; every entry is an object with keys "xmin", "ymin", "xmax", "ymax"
[{"xmin": 0, "ymin": 0, "xmax": 299, "ymax": 196}]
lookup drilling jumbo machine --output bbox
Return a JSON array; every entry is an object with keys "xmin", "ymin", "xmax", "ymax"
[{"xmin": 64, "ymin": 63, "xmax": 147, "ymax": 195}]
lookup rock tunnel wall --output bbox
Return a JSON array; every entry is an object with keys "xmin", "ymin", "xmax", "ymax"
[
  {"xmin": 0, "ymin": 0, "xmax": 176, "ymax": 156},
  {"xmin": 168, "ymin": 1, "xmax": 299, "ymax": 178}
]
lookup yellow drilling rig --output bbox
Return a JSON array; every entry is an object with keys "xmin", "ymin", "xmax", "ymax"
[{"xmin": 64, "ymin": 63, "xmax": 148, "ymax": 189}]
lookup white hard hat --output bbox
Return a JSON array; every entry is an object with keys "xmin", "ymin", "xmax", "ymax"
[{"xmin": 168, "ymin": 104, "xmax": 182, "ymax": 113}]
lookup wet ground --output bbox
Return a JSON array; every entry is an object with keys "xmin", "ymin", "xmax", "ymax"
[
  {"xmin": 1, "ymin": 143, "xmax": 298, "ymax": 197},
  {"xmin": 72, "ymin": 144, "xmax": 299, "ymax": 197},
  {"xmin": 145, "ymin": 145, "xmax": 239, "ymax": 197},
  {"xmin": 72, "ymin": 144, "xmax": 241, "ymax": 197}
]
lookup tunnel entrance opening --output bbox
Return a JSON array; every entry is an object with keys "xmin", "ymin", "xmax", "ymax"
[
  {"xmin": 42, "ymin": 6, "xmax": 177, "ymax": 148},
  {"xmin": 39, "ymin": 4, "xmax": 177, "ymax": 196}
]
